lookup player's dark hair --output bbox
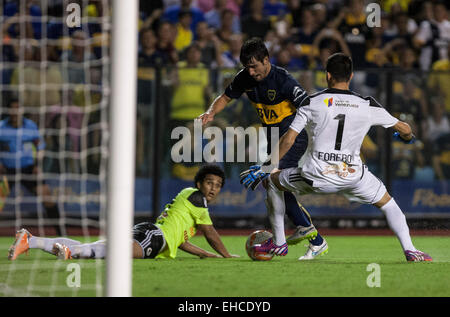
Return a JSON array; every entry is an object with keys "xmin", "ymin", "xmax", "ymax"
[
  {"xmin": 240, "ymin": 37, "xmax": 269, "ymax": 67},
  {"xmin": 326, "ymin": 53, "xmax": 353, "ymax": 83},
  {"xmin": 5, "ymin": 95, "xmax": 19, "ymax": 108},
  {"xmin": 194, "ymin": 164, "xmax": 225, "ymax": 188}
]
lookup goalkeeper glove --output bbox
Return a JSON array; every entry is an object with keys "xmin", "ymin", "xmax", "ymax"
[
  {"xmin": 393, "ymin": 132, "xmax": 416, "ymax": 144},
  {"xmin": 239, "ymin": 165, "xmax": 269, "ymax": 190}
]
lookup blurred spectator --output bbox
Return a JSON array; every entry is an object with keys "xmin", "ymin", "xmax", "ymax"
[
  {"xmin": 168, "ymin": 41, "xmax": 214, "ymax": 179},
  {"xmin": 60, "ymin": 30, "xmax": 95, "ymax": 84},
  {"xmin": 140, "ymin": 0, "xmax": 164, "ymax": 31},
  {"xmin": 241, "ymin": 0, "xmax": 272, "ymax": 40},
  {"xmin": 9, "ymin": 38, "xmax": 62, "ymax": 123},
  {"xmin": 365, "ymin": 14, "xmax": 398, "ymax": 64},
  {"xmin": 263, "ymin": 0, "xmax": 289, "ymax": 39},
  {"xmin": 391, "ymin": 115, "xmax": 426, "ymax": 179},
  {"xmin": 424, "ymin": 97, "xmax": 450, "ymax": 143},
  {"xmin": 309, "ymin": 28, "xmax": 351, "ymax": 69},
  {"xmin": 215, "ymin": 8, "xmax": 240, "ymax": 52},
  {"xmin": 197, "ymin": 0, "xmax": 243, "ymax": 16},
  {"xmin": 58, "ymin": 30, "xmax": 96, "ymax": 172},
  {"xmin": 1, "ymin": 13, "xmax": 19, "ymax": 84},
  {"xmin": 79, "ymin": 66, "xmax": 103, "ymax": 175},
  {"xmin": 3, "ymin": 0, "xmax": 42, "ymax": 39},
  {"xmin": 284, "ymin": 0, "xmax": 303, "ymax": 30},
  {"xmin": 432, "ymin": 132, "xmax": 450, "ymax": 182},
  {"xmin": 306, "ymin": 28, "xmax": 351, "ymax": 92},
  {"xmin": 311, "ymin": 3, "xmax": 329, "ymax": 30},
  {"xmin": 137, "ymin": 28, "xmax": 167, "ymax": 105},
  {"xmin": 204, "ymin": 0, "xmax": 241, "ymax": 33},
  {"xmin": 263, "ymin": 29, "xmax": 281, "ymax": 57},
  {"xmin": 163, "ymin": 0, "xmax": 205, "ymax": 33},
  {"xmin": 170, "ymin": 42, "xmax": 212, "ymax": 124},
  {"xmin": 263, "ymin": 0, "xmax": 288, "ymax": 25},
  {"xmin": 329, "ymin": 0, "xmax": 370, "ymax": 69},
  {"xmin": 273, "ymin": 39, "xmax": 304, "ymax": 69},
  {"xmin": 0, "ymin": 97, "xmax": 64, "ymax": 235},
  {"xmin": 174, "ymin": 9, "xmax": 194, "ymax": 51},
  {"xmin": 391, "ymin": 76, "xmax": 427, "ymax": 137},
  {"xmin": 413, "ymin": 1, "xmax": 450, "ymax": 70},
  {"xmin": 156, "ymin": 21, "xmax": 179, "ymax": 65},
  {"xmin": 272, "ymin": 41, "xmax": 292, "ymax": 68},
  {"xmin": 84, "ymin": 0, "xmax": 111, "ymax": 60},
  {"xmin": 9, "ymin": 41, "xmax": 42, "ymax": 117},
  {"xmin": 221, "ymin": 33, "xmax": 243, "ymax": 68},
  {"xmin": 136, "ymin": 27, "xmax": 168, "ymax": 175},
  {"xmin": 388, "ymin": 10, "xmax": 417, "ymax": 41},
  {"xmin": 398, "ymin": 46, "xmax": 419, "ymax": 69},
  {"xmin": 382, "ymin": 0, "xmax": 411, "ymax": 13},
  {"xmin": 195, "ymin": 21, "xmax": 223, "ymax": 68},
  {"xmin": 360, "ymin": 135, "xmax": 380, "ymax": 175},
  {"xmin": 428, "ymin": 45, "xmax": 450, "ymax": 113},
  {"xmin": 164, "ymin": 0, "xmax": 180, "ymax": 7},
  {"xmin": 139, "ymin": 28, "xmax": 169, "ymax": 68},
  {"xmin": 197, "ymin": 0, "xmax": 216, "ymax": 13},
  {"xmin": 292, "ymin": 7, "xmax": 320, "ymax": 68}
]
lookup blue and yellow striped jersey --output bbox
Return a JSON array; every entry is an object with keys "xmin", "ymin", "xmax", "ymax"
[{"xmin": 224, "ymin": 64, "xmax": 308, "ymax": 135}]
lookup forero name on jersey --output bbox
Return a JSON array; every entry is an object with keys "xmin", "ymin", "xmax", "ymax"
[{"xmin": 317, "ymin": 151, "xmax": 354, "ymax": 164}]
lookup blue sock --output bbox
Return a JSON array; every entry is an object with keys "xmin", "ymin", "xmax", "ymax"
[
  {"xmin": 284, "ymin": 192, "xmax": 311, "ymax": 227},
  {"xmin": 310, "ymin": 233, "xmax": 324, "ymax": 246},
  {"xmin": 284, "ymin": 192, "xmax": 324, "ymax": 246}
]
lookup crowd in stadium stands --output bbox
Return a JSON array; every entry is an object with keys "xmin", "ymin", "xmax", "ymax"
[{"xmin": 1, "ymin": 0, "xmax": 449, "ymax": 182}]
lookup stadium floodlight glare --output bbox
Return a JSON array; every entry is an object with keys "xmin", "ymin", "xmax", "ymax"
[{"xmin": 106, "ymin": 0, "xmax": 138, "ymax": 297}]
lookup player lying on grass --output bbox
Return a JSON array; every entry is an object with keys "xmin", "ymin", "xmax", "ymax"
[
  {"xmin": 8, "ymin": 164, "xmax": 239, "ymax": 260},
  {"xmin": 241, "ymin": 53, "xmax": 432, "ymax": 262}
]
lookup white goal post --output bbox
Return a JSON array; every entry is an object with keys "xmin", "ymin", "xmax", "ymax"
[{"xmin": 106, "ymin": 0, "xmax": 138, "ymax": 297}]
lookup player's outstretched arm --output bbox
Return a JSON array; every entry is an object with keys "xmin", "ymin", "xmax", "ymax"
[
  {"xmin": 198, "ymin": 224, "xmax": 238, "ymax": 258},
  {"xmin": 392, "ymin": 121, "xmax": 415, "ymax": 143},
  {"xmin": 197, "ymin": 93, "xmax": 231, "ymax": 126},
  {"xmin": 178, "ymin": 241, "xmax": 222, "ymax": 258},
  {"xmin": 273, "ymin": 128, "xmax": 300, "ymax": 167}
]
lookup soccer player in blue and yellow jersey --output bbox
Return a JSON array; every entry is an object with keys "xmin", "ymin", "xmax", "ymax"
[
  {"xmin": 198, "ymin": 38, "xmax": 327, "ymax": 258},
  {"xmin": 8, "ymin": 165, "xmax": 239, "ymax": 260}
]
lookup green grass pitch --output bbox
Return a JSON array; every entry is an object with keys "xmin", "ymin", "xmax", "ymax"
[{"xmin": 0, "ymin": 235, "xmax": 449, "ymax": 297}]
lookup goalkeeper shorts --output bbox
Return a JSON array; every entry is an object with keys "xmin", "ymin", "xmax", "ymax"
[
  {"xmin": 279, "ymin": 166, "xmax": 387, "ymax": 205},
  {"xmin": 132, "ymin": 222, "xmax": 166, "ymax": 259}
]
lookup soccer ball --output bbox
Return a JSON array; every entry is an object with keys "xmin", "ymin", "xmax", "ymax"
[{"xmin": 245, "ymin": 230, "xmax": 274, "ymax": 261}]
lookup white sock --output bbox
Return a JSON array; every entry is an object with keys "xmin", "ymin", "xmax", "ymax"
[
  {"xmin": 29, "ymin": 237, "xmax": 82, "ymax": 254},
  {"xmin": 266, "ymin": 177, "xmax": 287, "ymax": 245},
  {"xmin": 379, "ymin": 198, "xmax": 416, "ymax": 252},
  {"xmin": 69, "ymin": 240, "xmax": 106, "ymax": 259}
]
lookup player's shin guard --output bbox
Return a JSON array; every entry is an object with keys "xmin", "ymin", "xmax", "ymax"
[
  {"xmin": 266, "ymin": 176, "xmax": 287, "ymax": 246},
  {"xmin": 379, "ymin": 198, "xmax": 416, "ymax": 252}
]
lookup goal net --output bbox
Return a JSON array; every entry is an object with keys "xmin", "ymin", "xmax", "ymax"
[{"xmin": 0, "ymin": 0, "xmax": 120, "ymax": 296}]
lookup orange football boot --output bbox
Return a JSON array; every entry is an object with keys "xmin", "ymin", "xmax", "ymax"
[
  {"xmin": 52, "ymin": 243, "xmax": 72, "ymax": 260},
  {"xmin": 8, "ymin": 229, "xmax": 32, "ymax": 260}
]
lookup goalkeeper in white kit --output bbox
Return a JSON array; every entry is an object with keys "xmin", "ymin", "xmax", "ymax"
[{"xmin": 241, "ymin": 53, "xmax": 432, "ymax": 262}]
